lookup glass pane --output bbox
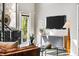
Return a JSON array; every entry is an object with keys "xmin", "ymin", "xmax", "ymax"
[{"xmin": 22, "ymin": 16, "xmax": 28, "ymax": 42}]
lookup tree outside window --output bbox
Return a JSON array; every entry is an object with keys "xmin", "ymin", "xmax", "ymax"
[{"xmin": 22, "ymin": 16, "xmax": 28, "ymax": 42}]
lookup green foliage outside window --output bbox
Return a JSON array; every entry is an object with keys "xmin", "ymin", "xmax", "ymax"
[{"xmin": 22, "ymin": 16, "xmax": 28, "ymax": 41}]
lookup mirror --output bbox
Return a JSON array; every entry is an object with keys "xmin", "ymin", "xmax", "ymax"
[
  {"xmin": 0, "ymin": 3, "xmax": 17, "ymax": 42},
  {"xmin": 4, "ymin": 3, "xmax": 17, "ymax": 28}
]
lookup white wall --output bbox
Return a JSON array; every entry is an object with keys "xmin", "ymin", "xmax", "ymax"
[
  {"xmin": 35, "ymin": 3, "xmax": 78, "ymax": 55},
  {"xmin": 77, "ymin": 4, "xmax": 79, "ymax": 56},
  {"xmin": 5, "ymin": 3, "xmax": 16, "ymax": 28},
  {"xmin": 0, "ymin": 4, "xmax": 2, "ymax": 30},
  {"xmin": 0, "ymin": 3, "xmax": 16, "ymax": 29}
]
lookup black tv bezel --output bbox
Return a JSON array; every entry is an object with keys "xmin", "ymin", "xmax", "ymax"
[{"xmin": 46, "ymin": 15, "xmax": 66, "ymax": 29}]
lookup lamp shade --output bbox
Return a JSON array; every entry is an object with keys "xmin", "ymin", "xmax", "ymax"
[{"xmin": 63, "ymin": 18, "xmax": 72, "ymax": 29}]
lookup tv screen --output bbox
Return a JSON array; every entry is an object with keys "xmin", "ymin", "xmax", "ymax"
[{"xmin": 46, "ymin": 15, "xmax": 66, "ymax": 29}]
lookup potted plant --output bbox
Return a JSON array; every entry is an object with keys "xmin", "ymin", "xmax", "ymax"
[
  {"xmin": 40, "ymin": 29, "xmax": 44, "ymax": 35},
  {"xmin": 40, "ymin": 28, "xmax": 46, "ymax": 35},
  {"xmin": 30, "ymin": 34, "xmax": 35, "ymax": 45}
]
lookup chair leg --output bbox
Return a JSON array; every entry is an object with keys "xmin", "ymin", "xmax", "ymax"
[
  {"xmin": 42, "ymin": 51, "xmax": 43, "ymax": 56},
  {"xmin": 57, "ymin": 48, "xmax": 58, "ymax": 56},
  {"xmin": 45, "ymin": 50, "xmax": 46, "ymax": 56}
]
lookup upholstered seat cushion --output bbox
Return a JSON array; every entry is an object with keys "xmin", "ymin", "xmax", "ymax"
[
  {"xmin": 0, "ymin": 47, "xmax": 6, "ymax": 53},
  {"xmin": 0, "ymin": 41, "xmax": 18, "ymax": 49},
  {"xmin": 0, "ymin": 42, "xmax": 18, "ymax": 53}
]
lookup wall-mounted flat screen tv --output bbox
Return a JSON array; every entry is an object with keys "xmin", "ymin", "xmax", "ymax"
[{"xmin": 46, "ymin": 15, "xmax": 66, "ymax": 29}]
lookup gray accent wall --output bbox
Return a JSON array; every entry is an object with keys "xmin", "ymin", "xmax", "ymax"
[
  {"xmin": 48, "ymin": 36, "xmax": 63, "ymax": 49},
  {"xmin": 42, "ymin": 36, "xmax": 63, "ymax": 49}
]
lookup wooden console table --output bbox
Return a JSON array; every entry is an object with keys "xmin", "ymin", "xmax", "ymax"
[{"xmin": 0, "ymin": 45, "xmax": 40, "ymax": 56}]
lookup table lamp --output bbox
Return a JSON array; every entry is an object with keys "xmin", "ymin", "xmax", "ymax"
[{"xmin": 63, "ymin": 18, "xmax": 72, "ymax": 55}]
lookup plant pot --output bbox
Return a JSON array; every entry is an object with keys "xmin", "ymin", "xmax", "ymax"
[{"xmin": 30, "ymin": 39, "xmax": 34, "ymax": 45}]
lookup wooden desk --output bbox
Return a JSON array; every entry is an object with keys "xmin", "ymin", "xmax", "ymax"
[{"xmin": 0, "ymin": 45, "xmax": 40, "ymax": 56}]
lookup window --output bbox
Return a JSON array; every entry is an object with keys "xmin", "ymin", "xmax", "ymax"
[{"xmin": 21, "ymin": 15, "xmax": 28, "ymax": 42}]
